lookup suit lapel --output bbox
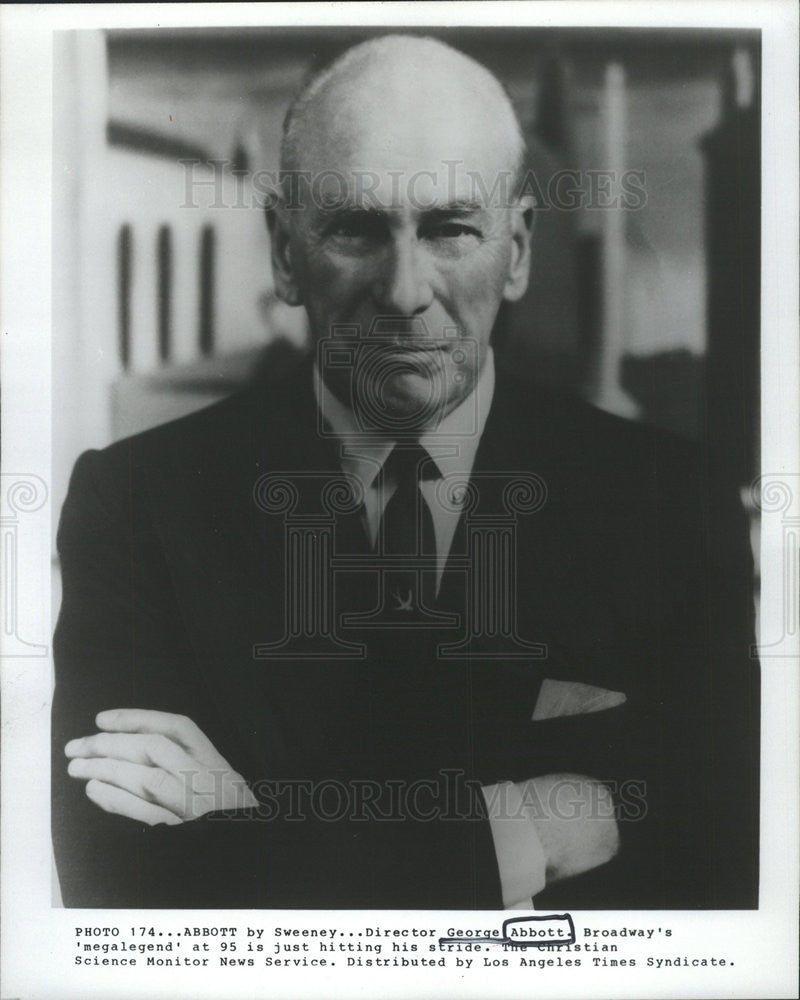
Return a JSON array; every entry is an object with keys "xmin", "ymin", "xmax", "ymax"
[{"xmin": 437, "ymin": 371, "xmax": 565, "ymax": 654}]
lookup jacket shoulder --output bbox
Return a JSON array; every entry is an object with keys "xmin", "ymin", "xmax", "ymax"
[{"xmin": 497, "ymin": 372, "xmax": 710, "ymax": 477}]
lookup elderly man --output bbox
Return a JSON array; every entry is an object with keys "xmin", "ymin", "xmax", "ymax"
[{"xmin": 53, "ymin": 35, "xmax": 759, "ymax": 909}]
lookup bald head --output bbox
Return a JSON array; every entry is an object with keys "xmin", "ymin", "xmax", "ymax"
[{"xmin": 281, "ymin": 34, "xmax": 525, "ymax": 189}]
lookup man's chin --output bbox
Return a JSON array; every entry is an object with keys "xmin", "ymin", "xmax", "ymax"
[{"xmin": 357, "ymin": 370, "xmax": 465, "ymax": 432}]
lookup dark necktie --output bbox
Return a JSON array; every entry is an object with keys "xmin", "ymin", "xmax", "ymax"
[
  {"xmin": 377, "ymin": 443, "xmax": 439, "ymax": 617},
  {"xmin": 367, "ymin": 445, "xmax": 469, "ymax": 779},
  {"xmin": 379, "ymin": 444, "xmax": 437, "ymax": 557}
]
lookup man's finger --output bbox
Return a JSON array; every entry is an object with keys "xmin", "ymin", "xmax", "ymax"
[
  {"xmin": 68, "ymin": 756, "xmax": 187, "ymax": 818},
  {"xmin": 84, "ymin": 779, "xmax": 183, "ymax": 826},
  {"xmin": 94, "ymin": 709, "xmax": 225, "ymax": 767},
  {"xmin": 65, "ymin": 731, "xmax": 194, "ymax": 775}
]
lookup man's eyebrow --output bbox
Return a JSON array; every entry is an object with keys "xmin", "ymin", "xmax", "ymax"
[
  {"xmin": 423, "ymin": 200, "xmax": 486, "ymax": 216},
  {"xmin": 318, "ymin": 204, "xmax": 386, "ymax": 218},
  {"xmin": 317, "ymin": 200, "xmax": 488, "ymax": 219}
]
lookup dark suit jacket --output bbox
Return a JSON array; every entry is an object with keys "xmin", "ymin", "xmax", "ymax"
[{"xmin": 52, "ymin": 361, "xmax": 759, "ymax": 909}]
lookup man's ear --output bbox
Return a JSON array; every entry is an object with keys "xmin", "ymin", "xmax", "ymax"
[
  {"xmin": 502, "ymin": 196, "xmax": 535, "ymax": 303},
  {"xmin": 265, "ymin": 201, "xmax": 303, "ymax": 306}
]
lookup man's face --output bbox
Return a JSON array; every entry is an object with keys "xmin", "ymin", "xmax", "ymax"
[{"xmin": 270, "ymin": 68, "xmax": 532, "ymax": 430}]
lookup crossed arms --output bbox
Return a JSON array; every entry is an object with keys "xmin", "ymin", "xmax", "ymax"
[{"xmin": 52, "ymin": 439, "xmax": 759, "ymax": 909}]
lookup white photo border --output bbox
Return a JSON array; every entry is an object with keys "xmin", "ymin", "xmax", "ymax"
[{"xmin": 1, "ymin": 4, "xmax": 797, "ymax": 999}]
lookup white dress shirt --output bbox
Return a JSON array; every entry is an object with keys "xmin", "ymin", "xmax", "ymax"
[{"xmin": 314, "ymin": 349, "xmax": 547, "ymax": 909}]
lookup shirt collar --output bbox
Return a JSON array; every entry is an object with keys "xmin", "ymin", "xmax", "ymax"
[{"xmin": 314, "ymin": 348, "xmax": 495, "ymax": 487}]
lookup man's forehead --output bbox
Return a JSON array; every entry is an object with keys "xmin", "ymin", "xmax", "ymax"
[{"xmin": 294, "ymin": 123, "xmax": 516, "ymax": 213}]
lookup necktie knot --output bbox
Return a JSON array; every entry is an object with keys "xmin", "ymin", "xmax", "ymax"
[{"xmin": 381, "ymin": 443, "xmax": 439, "ymax": 491}]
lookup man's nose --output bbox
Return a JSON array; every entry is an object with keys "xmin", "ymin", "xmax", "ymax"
[{"xmin": 374, "ymin": 237, "xmax": 434, "ymax": 316}]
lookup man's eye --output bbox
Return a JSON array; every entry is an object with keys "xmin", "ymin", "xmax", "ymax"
[
  {"xmin": 427, "ymin": 223, "xmax": 481, "ymax": 239},
  {"xmin": 330, "ymin": 220, "xmax": 362, "ymax": 238},
  {"xmin": 329, "ymin": 216, "xmax": 384, "ymax": 240}
]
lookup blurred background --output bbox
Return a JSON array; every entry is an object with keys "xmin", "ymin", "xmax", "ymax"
[{"xmin": 51, "ymin": 23, "xmax": 761, "ymax": 568}]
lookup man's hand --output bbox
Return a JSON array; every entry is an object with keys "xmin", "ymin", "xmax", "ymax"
[
  {"xmin": 65, "ymin": 709, "xmax": 257, "ymax": 826},
  {"xmin": 522, "ymin": 774, "xmax": 620, "ymax": 883}
]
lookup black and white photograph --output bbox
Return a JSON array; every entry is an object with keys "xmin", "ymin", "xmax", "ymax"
[{"xmin": 1, "ymin": 4, "xmax": 798, "ymax": 999}]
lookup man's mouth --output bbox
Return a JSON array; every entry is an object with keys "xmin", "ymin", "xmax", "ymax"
[{"xmin": 367, "ymin": 316, "xmax": 456, "ymax": 348}]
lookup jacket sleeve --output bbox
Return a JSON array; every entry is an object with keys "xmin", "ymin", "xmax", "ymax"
[
  {"xmin": 52, "ymin": 448, "xmax": 503, "ymax": 909},
  {"xmin": 533, "ymin": 466, "xmax": 760, "ymax": 910}
]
